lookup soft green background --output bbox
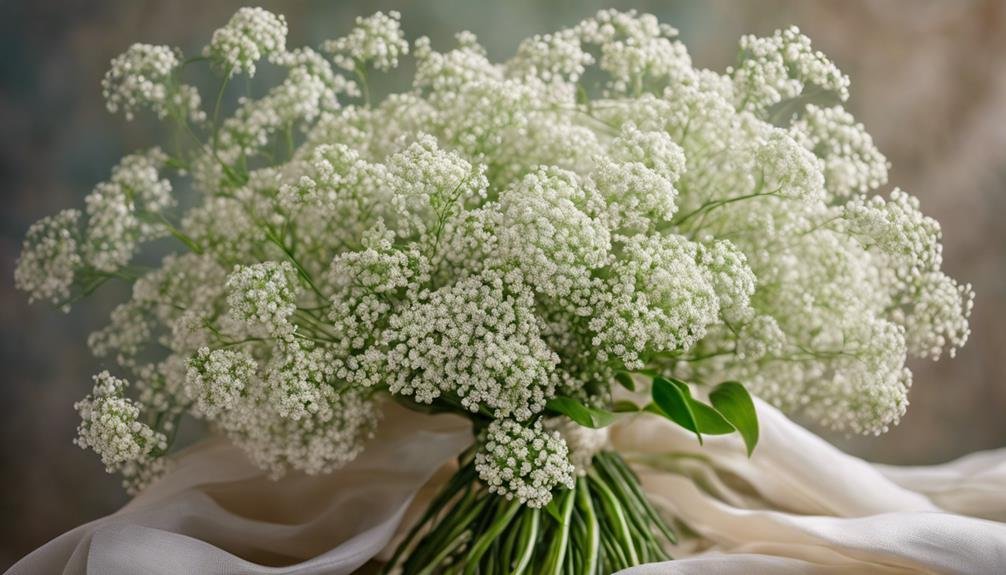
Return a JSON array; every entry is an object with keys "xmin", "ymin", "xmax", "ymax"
[{"xmin": 2, "ymin": 0, "xmax": 1004, "ymax": 568}]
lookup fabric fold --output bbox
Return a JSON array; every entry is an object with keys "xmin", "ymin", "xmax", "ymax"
[{"xmin": 7, "ymin": 399, "xmax": 1006, "ymax": 574}]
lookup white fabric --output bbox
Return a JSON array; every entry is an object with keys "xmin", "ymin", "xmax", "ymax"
[{"xmin": 8, "ymin": 399, "xmax": 1006, "ymax": 574}]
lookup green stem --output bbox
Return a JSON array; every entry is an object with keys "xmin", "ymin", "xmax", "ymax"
[
  {"xmin": 544, "ymin": 486, "xmax": 576, "ymax": 575},
  {"xmin": 512, "ymin": 508, "xmax": 539, "ymax": 575},
  {"xmin": 576, "ymin": 476, "xmax": 600, "ymax": 575},
  {"xmin": 464, "ymin": 498, "xmax": 521, "ymax": 572},
  {"xmin": 589, "ymin": 469, "xmax": 639, "ymax": 565}
]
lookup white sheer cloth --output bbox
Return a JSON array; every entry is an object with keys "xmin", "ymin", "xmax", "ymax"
[{"xmin": 8, "ymin": 400, "xmax": 1006, "ymax": 574}]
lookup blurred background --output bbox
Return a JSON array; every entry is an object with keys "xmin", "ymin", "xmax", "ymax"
[{"xmin": 1, "ymin": 0, "xmax": 1004, "ymax": 568}]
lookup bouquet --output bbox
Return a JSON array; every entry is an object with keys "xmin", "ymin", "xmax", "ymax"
[{"xmin": 15, "ymin": 7, "xmax": 973, "ymax": 573}]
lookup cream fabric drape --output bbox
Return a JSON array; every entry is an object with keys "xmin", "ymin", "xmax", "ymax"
[{"xmin": 8, "ymin": 399, "xmax": 1006, "ymax": 574}]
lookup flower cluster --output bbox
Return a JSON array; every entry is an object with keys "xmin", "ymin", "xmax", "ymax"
[
  {"xmin": 14, "ymin": 210, "xmax": 82, "ymax": 308},
  {"xmin": 17, "ymin": 8, "xmax": 973, "ymax": 496},
  {"xmin": 203, "ymin": 6, "xmax": 287, "ymax": 77},
  {"xmin": 323, "ymin": 10, "xmax": 409, "ymax": 72},
  {"xmin": 475, "ymin": 419, "xmax": 575, "ymax": 508},
  {"xmin": 74, "ymin": 372, "xmax": 167, "ymax": 492},
  {"xmin": 102, "ymin": 44, "xmax": 204, "ymax": 122}
]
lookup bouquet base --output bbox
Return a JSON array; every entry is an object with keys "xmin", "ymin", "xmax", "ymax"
[{"xmin": 383, "ymin": 451, "xmax": 675, "ymax": 574}]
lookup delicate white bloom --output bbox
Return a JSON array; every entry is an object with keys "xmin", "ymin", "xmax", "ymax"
[
  {"xmin": 377, "ymin": 271, "xmax": 559, "ymax": 420},
  {"xmin": 386, "ymin": 133, "xmax": 487, "ymax": 238},
  {"xmin": 74, "ymin": 371, "xmax": 166, "ymax": 470},
  {"xmin": 577, "ymin": 9, "xmax": 691, "ymax": 93},
  {"xmin": 897, "ymin": 272, "xmax": 974, "ymax": 360},
  {"xmin": 14, "ymin": 209, "xmax": 82, "ymax": 308},
  {"xmin": 843, "ymin": 189, "xmax": 942, "ymax": 274},
  {"xmin": 495, "ymin": 166, "xmax": 609, "ymax": 297},
  {"xmin": 699, "ymin": 239, "xmax": 756, "ymax": 323},
  {"xmin": 508, "ymin": 29, "xmax": 593, "ymax": 82},
  {"xmin": 102, "ymin": 44, "xmax": 204, "ymax": 122},
  {"xmin": 754, "ymin": 128, "xmax": 826, "ymax": 204},
  {"xmin": 203, "ymin": 7, "xmax": 287, "ymax": 77},
  {"xmin": 186, "ymin": 347, "xmax": 256, "ymax": 418},
  {"xmin": 589, "ymin": 234, "xmax": 720, "ymax": 370},
  {"xmin": 731, "ymin": 26, "xmax": 849, "ymax": 113},
  {"xmin": 476, "ymin": 419, "xmax": 575, "ymax": 508},
  {"xmin": 592, "ymin": 123, "xmax": 685, "ymax": 232},
  {"xmin": 792, "ymin": 104, "xmax": 889, "ymax": 198},
  {"xmin": 225, "ymin": 261, "xmax": 299, "ymax": 337},
  {"xmin": 83, "ymin": 148, "xmax": 173, "ymax": 272},
  {"xmin": 216, "ymin": 66, "xmax": 334, "ymax": 165},
  {"xmin": 324, "ymin": 11, "xmax": 409, "ymax": 72}
]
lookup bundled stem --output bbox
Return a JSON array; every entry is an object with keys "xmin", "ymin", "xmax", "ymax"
[{"xmin": 382, "ymin": 451, "xmax": 674, "ymax": 574}]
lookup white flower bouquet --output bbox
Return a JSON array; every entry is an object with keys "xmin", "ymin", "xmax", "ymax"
[{"xmin": 16, "ymin": 8, "xmax": 973, "ymax": 573}]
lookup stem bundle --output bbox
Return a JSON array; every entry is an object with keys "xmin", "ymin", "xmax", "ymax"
[{"xmin": 383, "ymin": 451, "xmax": 674, "ymax": 574}]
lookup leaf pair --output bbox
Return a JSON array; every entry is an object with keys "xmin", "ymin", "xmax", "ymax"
[
  {"xmin": 544, "ymin": 378, "xmax": 759, "ymax": 457},
  {"xmin": 650, "ymin": 378, "xmax": 759, "ymax": 456}
]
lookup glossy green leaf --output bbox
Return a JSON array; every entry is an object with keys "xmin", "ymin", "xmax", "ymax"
[
  {"xmin": 546, "ymin": 396, "xmax": 615, "ymax": 428},
  {"xmin": 611, "ymin": 399, "xmax": 640, "ymax": 413},
  {"xmin": 650, "ymin": 377, "xmax": 702, "ymax": 444},
  {"xmin": 614, "ymin": 372, "xmax": 636, "ymax": 391},
  {"xmin": 709, "ymin": 381, "xmax": 760, "ymax": 456},
  {"xmin": 690, "ymin": 401, "xmax": 737, "ymax": 435}
]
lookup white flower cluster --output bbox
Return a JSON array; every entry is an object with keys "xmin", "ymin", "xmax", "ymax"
[
  {"xmin": 791, "ymin": 104, "xmax": 889, "ymax": 198},
  {"xmin": 74, "ymin": 372, "xmax": 167, "ymax": 492},
  {"xmin": 731, "ymin": 26, "xmax": 850, "ymax": 112},
  {"xmin": 102, "ymin": 44, "xmax": 204, "ymax": 122},
  {"xmin": 15, "ymin": 148, "xmax": 173, "ymax": 309},
  {"xmin": 18, "ymin": 9, "xmax": 975, "ymax": 490},
  {"xmin": 323, "ymin": 10, "xmax": 409, "ymax": 72},
  {"xmin": 225, "ymin": 261, "xmax": 299, "ymax": 338},
  {"xmin": 84, "ymin": 148, "xmax": 174, "ymax": 272},
  {"xmin": 475, "ymin": 419, "xmax": 575, "ymax": 508},
  {"xmin": 203, "ymin": 6, "xmax": 287, "ymax": 76},
  {"xmin": 14, "ymin": 210, "xmax": 82, "ymax": 308},
  {"xmin": 186, "ymin": 347, "xmax": 256, "ymax": 418}
]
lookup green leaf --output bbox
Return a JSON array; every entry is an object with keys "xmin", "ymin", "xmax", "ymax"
[
  {"xmin": 690, "ymin": 401, "xmax": 736, "ymax": 435},
  {"xmin": 611, "ymin": 399, "xmax": 640, "ymax": 413},
  {"xmin": 650, "ymin": 377, "xmax": 702, "ymax": 444},
  {"xmin": 614, "ymin": 372, "xmax": 636, "ymax": 391},
  {"xmin": 546, "ymin": 396, "xmax": 615, "ymax": 428},
  {"xmin": 709, "ymin": 381, "xmax": 760, "ymax": 456}
]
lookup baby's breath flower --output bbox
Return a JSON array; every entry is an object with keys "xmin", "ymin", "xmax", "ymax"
[
  {"xmin": 225, "ymin": 261, "xmax": 299, "ymax": 337},
  {"xmin": 495, "ymin": 166, "xmax": 609, "ymax": 297},
  {"xmin": 83, "ymin": 148, "xmax": 173, "ymax": 272},
  {"xmin": 204, "ymin": 7, "xmax": 287, "ymax": 77},
  {"xmin": 102, "ymin": 44, "xmax": 204, "ymax": 122},
  {"xmin": 508, "ymin": 29, "xmax": 593, "ymax": 83},
  {"xmin": 589, "ymin": 234, "xmax": 720, "ymax": 370},
  {"xmin": 74, "ymin": 371, "xmax": 166, "ymax": 470},
  {"xmin": 14, "ymin": 209, "xmax": 82, "ymax": 308},
  {"xmin": 186, "ymin": 347, "xmax": 256, "ymax": 418},
  {"xmin": 378, "ymin": 270, "xmax": 559, "ymax": 420},
  {"xmin": 843, "ymin": 189, "xmax": 943, "ymax": 274},
  {"xmin": 578, "ymin": 9, "xmax": 691, "ymax": 93},
  {"xmin": 792, "ymin": 104, "xmax": 889, "ymax": 198},
  {"xmin": 731, "ymin": 26, "xmax": 850, "ymax": 113},
  {"xmin": 323, "ymin": 11, "xmax": 409, "ymax": 72},
  {"xmin": 475, "ymin": 419, "xmax": 575, "ymax": 508}
]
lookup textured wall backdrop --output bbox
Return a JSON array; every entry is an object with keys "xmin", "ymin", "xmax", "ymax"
[{"xmin": 2, "ymin": 0, "xmax": 1004, "ymax": 569}]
